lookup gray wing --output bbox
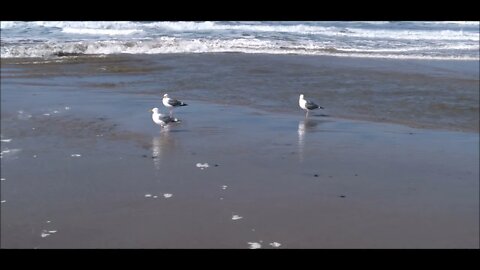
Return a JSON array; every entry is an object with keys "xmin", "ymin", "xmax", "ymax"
[
  {"xmin": 305, "ymin": 101, "xmax": 319, "ymax": 110},
  {"xmin": 159, "ymin": 115, "xmax": 178, "ymax": 124},
  {"xmin": 168, "ymin": 99, "xmax": 183, "ymax": 106}
]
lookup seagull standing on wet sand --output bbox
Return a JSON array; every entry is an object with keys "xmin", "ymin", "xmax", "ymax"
[
  {"xmin": 150, "ymin": 107, "xmax": 179, "ymax": 128},
  {"xmin": 299, "ymin": 94, "xmax": 324, "ymax": 117},
  {"xmin": 162, "ymin": 94, "xmax": 188, "ymax": 116}
]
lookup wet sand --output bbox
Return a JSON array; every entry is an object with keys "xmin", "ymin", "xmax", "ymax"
[
  {"xmin": 2, "ymin": 53, "xmax": 478, "ymax": 133},
  {"xmin": 1, "ymin": 55, "xmax": 479, "ymax": 248}
]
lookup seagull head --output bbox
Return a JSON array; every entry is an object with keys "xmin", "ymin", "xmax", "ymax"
[
  {"xmin": 150, "ymin": 107, "xmax": 159, "ymax": 114},
  {"xmin": 163, "ymin": 94, "xmax": 169, "ymax": 98},
  {"xmin": 299, "ymin": 94, "xmax": 304, "ymax": 99}
]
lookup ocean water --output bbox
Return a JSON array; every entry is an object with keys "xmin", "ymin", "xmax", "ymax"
[{"xmin": 1, "ymin": 21, "xmax": 479, "ymax": 60}]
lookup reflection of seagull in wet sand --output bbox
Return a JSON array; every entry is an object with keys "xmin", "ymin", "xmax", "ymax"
[
  {"xmin": 150, "ymin": 107, "xmax": 180, "ymax": 128},
  {"xmin": 151, "ymin": 132, "xmax": 176, "ymax": 169},
  {"xmin": 162, "ymin": 94, "xmax": 188, "ymax": 116},
  {"xmin": 299, "ymin": 94, "xmax": 324, "ymax": 117},
  {"xmin": 298, "ymin": 118, "xmax": 319, "ymax": 162}
]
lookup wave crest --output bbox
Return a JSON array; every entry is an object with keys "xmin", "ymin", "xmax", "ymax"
[{"xmin": 2, "ymin": 38, "xmax": 478, "ymax": 60}]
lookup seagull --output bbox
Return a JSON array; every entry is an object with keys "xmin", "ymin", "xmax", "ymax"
[
  {"xmin": 162, "ymin": 94, "xmax": 188, "ymax": 116},
  {"xmin": 150, "ymin": 108, "xmax": 180, "ymax": 128},
  {"xmin": 299, "ymin": 94, "xmax": 324, "ymax": 117}
]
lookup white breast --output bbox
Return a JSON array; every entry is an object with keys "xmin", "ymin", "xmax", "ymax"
[
  {"xmin": 162, "ymin": 98, "xmax": 172, "ymax": 108},
  {"xmin": 152, "ymin": 113, "xmax": 164, "ymax": 125},
  {"xmin": 299, "ymin": 98, "xmax": 307, "ymax": 110}
]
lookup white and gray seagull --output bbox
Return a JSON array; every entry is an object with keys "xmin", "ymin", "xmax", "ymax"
[
  {"xmin": 162, "ymin": 93, "xmax": 188, "ymax": 116},
  {"xmin": 150, "ymin": 107, "xmax": 180, "ymax": 128},
  {"xmin": 299, "ymin": 94, "xmax": 324, "ymax": 117}
]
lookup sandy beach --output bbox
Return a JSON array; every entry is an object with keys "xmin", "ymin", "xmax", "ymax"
[{"xmin": 1, "ymin": 54, "xmax": 478, "ymax": 248}]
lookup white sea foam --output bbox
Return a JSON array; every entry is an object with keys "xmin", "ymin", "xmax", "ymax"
[
  {"xmin": 2, "ymin": 21, "xmax": 476, "ymax": 33},
  {"xmin": 144, "ymin": 21, "xmax": 480, "ymax": 41},
  {"xmin": 0, "ymin": 21, "xmax": 19, "ymax": 29},
  {"xmin": 232, "ymin": 215, "xmax": 243, "ymax": 220},
  {"xmin": 2, "ymin": 38, "xmax": 477, "ymax": 60},
  {"xmin": 71, "ymin": 154, "xmax": 82, "ymax": 157},
  {"xmin": 1, "ymin": 21, "xmax": 478, "ymax": 60},
  {"xmin": 163, "ymin": 193, "xmax": 173, "ymax": 198},
  {"xmin": 1, "ymin": 139, "xmax": 12, "ymax": 143},
  {"xmin": 421, "ymin": 21, "xmax": 480, "ymax": 26},
  {"xmin": 62, "ymin": 27, "xmax": 144, "ymax": 36},
  {"xmin": 270, "ymin": 242, "xmax": 282, "ymax": 248},
  {"xmin": 1, "ymin": 148, "xmax": 21, "ymax": 156},
  {"xmin": 17, "ymin": 110, "xmax": 32, "ymax": 120},
  {"xmin": 336, "ymin": 28, "xmax": 479, "ymax": 42},
  {"xmin": 248, "ymin": 242, "xmax": 261, "ymax": 249},
  {"xmin": 32, "ymin": 21, "xmax": 141, "ymax": 30},
  {"xmin": 196, "ymin": 162, "xmax": 210, "ymax": 169}
]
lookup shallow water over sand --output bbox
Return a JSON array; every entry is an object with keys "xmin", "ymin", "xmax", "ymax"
[{"xmin": 2, "ymin": 53, "xmax": 479, "ymax": 132}]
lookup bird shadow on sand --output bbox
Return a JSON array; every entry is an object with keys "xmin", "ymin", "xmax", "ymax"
[
  {"xmin": 163, "ymin": 129, "xmax": 189, "ymax": 133},
  {"xmin": 311, "ymin": 113, "xmax": 330, "ymax": 117}
]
